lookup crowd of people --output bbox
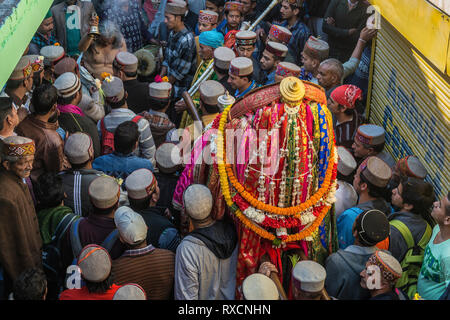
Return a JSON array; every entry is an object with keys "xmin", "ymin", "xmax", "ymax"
[{"xmin": 0, "ymin": 0, "xmax": 448, "ymax": 301}]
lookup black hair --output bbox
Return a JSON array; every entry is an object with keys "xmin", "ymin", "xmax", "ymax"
[
  {"xmin": 114, "ymin": 120, "xmax": 140, "ymax": 154},
  {"xmin": 57, "ymin": 88, "xmax": 80, "ymax": 106},
  {"xmin": 359, "ymin": 170, "xmax": 388, "ymax": 199},
  {"xmin": 207, "ymin": 0, "xmax": 225, "ymax": 7},
  {"xmin": 35, "ymin": 172, "xmax": 66, "ymax": 210},
  {"xmin": 214, "ymin": 64, "xmax": 229, "ymax": 75},
  {"xmin": 0, "ymin": 97, "xmax": 14, "ymax": 131},
  {"xmin": 149, "ymin": 97, "xmax": 170, "ymax": 111},
  {"xmin": 362, "ymin": 142, "xmax": 385, "ymax": 154},
  {"xmin": 92, "ymin": 202, "xmax": 119, "ymax": 216},
  {"xmin": 31, "ymin": 83, "xmax": 58, "ymax": 115},
  {"xmin": 13, "ymin": 268, "xmax": 47, "ymax": 300},
  {"xmin": 107, "ymin": 96, "xmax": 127, "ymax": 109},
  {"xmin": 399, "ymin": 177, "xmax": 436, "ymax": 227},
  {"xmin": 70, "ymin": 159, "xmax": 91, "ymax": 170},
  {"xmin": 5, "ymin": 78, "xmax": 25, "ymax": 90},
  {"xmin": 85, "ymin": 272, "xmax": 114, "ymax": 294},
  {"xmin": 129, "ymin": 196, "xmax": 151, "ymax": 211},
  {"xmin": 241, "ymin": 72, "xmax": 253, "ymax": 83},
  {"xmin": 338, "ymin": 104, "xmax": 355, "ymax": 116},
  {"xmin": 202, "ymin": 102, "xmax": 220, "ymax": 114},
  {"xmin": 33, "ymin": 70, "xmax": 43, "ymax": 88}
]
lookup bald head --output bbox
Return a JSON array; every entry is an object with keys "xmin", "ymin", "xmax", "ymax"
[{"xmin": 317, "ymin": 58, "xmax": 344, "ymax": 91}]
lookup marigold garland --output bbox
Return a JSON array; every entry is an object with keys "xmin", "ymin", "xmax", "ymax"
[{"xmin": 216, "ymin": 102, "xmax": 338, "ymax": 243}]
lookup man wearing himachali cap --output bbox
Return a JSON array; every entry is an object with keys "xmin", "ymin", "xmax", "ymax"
[
  {"xmin": 234, "ymin": 30, "xmax": 264, "ymax": 85},
  {"xmin": 337, "ymin": 156, "xmax": 393, "ymax": 250},
  {"xmin": 175, "ymin": 184, "xmax": 238, "ymax": 300},
  {"xmin": 112, "ymin": 205, "xmax": 176, "ymax": 300},
  {"xmin": 360, "ymin": 251, "xmax": 404, "ymax": 300},
  {"xmin": 325, "ymin": 208, "xmax": 390, "ymax": 300},
  {"xmin": 335, "ymin": 146, "xmax": 358, "ymax": 217},
  {"xmin": 194, "ymin": 10, "xmax": 220, "ymax": 66},
  {"xmin": 0, "ymin": 136, "xmax": 43, "ymax": 298},
  {"xmin": 113, "ymin": 51, "xmax": 151, "ymax": 115},
  {"xmin": 352, "ymin": 123, "xmax": 396, "ymax": 168},
  {"xmin": 213, "ymin": 46, "xmax": 235, "ymax": 94},
  {"xmin": 260, "ymin": 41, "xmax": 289, "ymax": 85},
  {"xmin": 4, "ymin": 56, "xmax": 35, "ymax": 122},
  {"xmin": 125, "ymin": 168, "xmax": 181, "ymax": 253},
  {"xmin": 60, "ymin": 132, "xmax": 104, "ymax": 217},
  {"xmin": 216, "ymin": 1, "xmax": 243, "ymax": 36},
  {"xmin": 227, "ymin": 57, "xmax": 257, "ymax": 99},
  {"xmin": 60, "ymin": 175, "xmax": 126, "ymax": 270},
  {"xmin": 59, "ymin": 244, "xmax": 122, "ymax": 300}
]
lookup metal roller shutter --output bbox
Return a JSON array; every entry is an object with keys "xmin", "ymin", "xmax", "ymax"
[{"xmin": 368, "ymin": 17, "xmax": 449, "ymax": 198}]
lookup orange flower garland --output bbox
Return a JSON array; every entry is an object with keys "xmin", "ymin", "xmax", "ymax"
[{"xmin": 216, "ymin": 102, "xmax": 337, "ymax": 244}]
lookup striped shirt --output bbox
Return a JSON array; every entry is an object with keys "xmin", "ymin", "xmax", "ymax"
[
  {"xmin": 112, "ymin": 245, "xmax": 175, "ymax": 300},
  {"xmin": 97, "ymin": 108, "xmax": 156, "ymax": 167},
  {"xmin": 162, "ymin": 27, "xmax": 197, "ymax": 99},
  {"xmin": 334, "ymin": 109, "xmax": 364, "ymax": 149}
]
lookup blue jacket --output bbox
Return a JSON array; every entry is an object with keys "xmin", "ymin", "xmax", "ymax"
[{"xmin": 92, "ymin": 152, "xmax": 154, "ymax": 180}]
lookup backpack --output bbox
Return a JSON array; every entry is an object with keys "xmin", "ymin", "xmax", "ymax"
[
  {"xmin": 390, "ymin": 219, "xmax": 432, "ymax": 299},
  {"xmin": 69, "ymin": 217, "xmax": 120, "ymax": 264},
  {"xmin": 42, "ymin": 213, "xmax": 79, "ymax": 284},
  {"xmin": 100, "ymin": 115, "xmax": 143, "ymax": 155},
  {"xmin": 64, "ymin": 218, "xmax": 119, "ymax": 290}
]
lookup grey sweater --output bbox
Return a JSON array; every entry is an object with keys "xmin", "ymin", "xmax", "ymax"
[{"xmin": 325, "ymin": 245, "xmax": 379, "ymax": 300}]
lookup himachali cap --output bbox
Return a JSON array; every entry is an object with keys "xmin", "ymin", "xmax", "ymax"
[
  {"xmin": 268, "ymin": 25, "xmax": 292, "ymax": 45},
  {"xmin": 225, "ymin": 1, "xmax": 243, "ymax": 12},
  {"xmin": 113, "ymin": 284, "xmax": 147, "ymax": 300},
  {"xmin": 88, "ymin": 175, "xmax": 120, "ymax": 209},
  {"xmin": 9, "ymin": 57, "xmax": 33, "ymax": 80},
  {"xmin": 335, "ymin": 180, "xmax": 358, "ymax": 216},
  {"xmin": 355, "ymin": 209, "xmax": 390, "ymax": 246},
  {"xmin": 229, "ymin": 57, "xmax": 253, "ymax": 77},
  {"xmin": 337, "ymin": 146, "xmax": 357, "ymax": 176},
  {"xmin": 114, "ymin": 206, "xmax": 148, "ymax": 245},
  {"xmin": 53, "ymin": 72, "xmax": 81, "ymax": 98},
  {"xmin": 77, "ymin": 245, "xmax": 112, "ymax": 283},
  {"xmin": 276, "ymin": 62, "xmax": 301, "ymax": 78},
  {"xmin": 183, "ymin": 184, "xmax": 213, "ymax": 220},
  {"xmin": 355, "ymin": 124, "xmax": 385, "ymax": 146},
  {"xmin": 134, "ymin": 49, "xmax": 156, "ymax": 77},
  {"xmin": 235, "ymin": 30, "xmax": 257, "ymax": 47},
  {"xmin": 149, "ymin": 81, "xmax": 172, "ymax": 99},
  {"xmin": 396, "ymin": 155, "xmax": 428, "ymax": 179},
  {"xmin": 242, "ymin": 273, "xmax": 279, "ymax": 300},
  {"xmin": 200, "ymin": 80, "xmax": 225, "ymax": 106},
  {"xmin": 125, "ymin": 168, "xmax": 157, "ymax": 200},
  {"xmin": 64, "ymin": 132, "xmax": 93, "ymax": 165},
  {"xmin": 360, "ymin": 156, "xmax": 392, "ymax": 188},
  {"xmin": 165, "ymin": 0, "xmax": 188, "ymax": 15},
  {"xmin": 2, "ymin": 136, "xmax": 35, "ymax": 158},
  {"xmin": 155, "ymin": 142, "xmax": 182, "ymax": 174},
  {"xmin": 198, "ymin": 10, "xmax": 219, "ymax": 24},
  {"xmin": 25, "ymin": 55, "xmax": 44, "ymax": 72},
  {"xmin": 265, "ymin": 41, "xmax": 288, "ymax": 58},
  {"xmin": 303, "ymin": 36, "xmax": 329, "ymax": 62},
  {"xmin": 114, "ymin": 52, "xmax": 139, "ymax": 74},
  {"xmin": 102, "ymin": 75, "xmax": 125, "ymax": 103},
  {"xmin": 40, "ymin": 45, "xmax": 65, "ymax": 66},
  {"xmin": 367, "ymin": 251, "xmax": 402, "ymax": 284},
  {"xmin": 214, "ymin": 46, "xmax": 236, "ymax": 70},
  {"xmin": 292, "ymin": 260, "xmax": 327, "ymax": 293},
  {"xmin": 54, "ymin": 57, "xmax": 78, "ymax": 77}
]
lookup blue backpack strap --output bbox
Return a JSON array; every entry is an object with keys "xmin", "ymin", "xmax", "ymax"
[
  {"xmin": 69, "ymin": 217, "xmax": 84, "ymax": 260},
  {"xmin": 101, "ymin": 229, "xmax": 119, "ymax": 253},
  {"xmin": 54, "ymin": 213, "xmax": 79, "ymax": 246}
]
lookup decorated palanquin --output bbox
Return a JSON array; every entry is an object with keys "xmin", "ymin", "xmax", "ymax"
[{"xmin": 173, "ymin": 77, "xmax": 338, "ymax": 298}]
